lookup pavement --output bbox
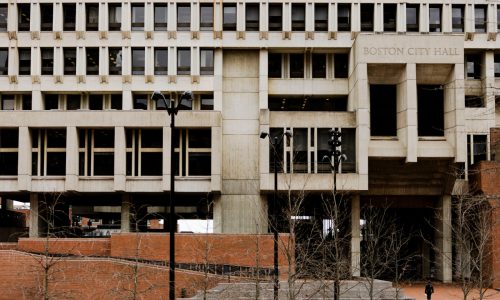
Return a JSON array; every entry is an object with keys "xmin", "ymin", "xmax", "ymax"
[{"xmin": 402, "ymin": 282, "xmax": 500, "ymax": 300}]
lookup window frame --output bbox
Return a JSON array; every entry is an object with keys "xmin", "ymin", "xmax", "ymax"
[
  {"xmin": 177, "ymin": 4, "xmax": 191, "ymax": 31},
  {"xmin": 200, "ymin": 48, "xmax": 214, "ymax": 75},
  {"xmin": 63, "ymin": 47, "xmax": 77, "ymax": 75},
  {"xmin": 78, "ymin": 128, "xmax": 115, "ymax": 176},
  {"xmin": 40, "ymin": 3, "xmax": 53, "ymax": 31},
  {"xmin": 154, "ymin": 4, "xmax": 168, "ymax": 31},
  {"xmin": 86, "ymin": 47, "xmax": 99, "ymax": 75},
  {"xmin": 452, "ymin": 5, "xmax": 465, "ymax": 33},
  {"xmin": 177, "ymin": 48, "xmax": 191, "ymax": 75},
  {"xmin": 245, "ymin": 3, "xmax": 259, "ymax": 31},
  {"xmin": 154, "ymin": 48, "xmax": 168, "ymax": 75},
  {"xmin": 86, "ymin": 3, "xmax": 99, "ymax": 31},
  {"xmin": 291, "ymin": 3, "xmax": 305, "ymax": 32},
  {"xmin": 337, "ymin": 4, "xmax": 351, "ymax": 32},
  {"xmin": 0, "ymin": 128, "xmax": 19, "ymax": 176},
  {"xmin": 475, "ymin": 5, "xmax": 487, "ymax": 33},
  {"xmin": 108, "ymin": 48, "xmax": 122, "ymax": 75},
  {"xmin": 268, "ymin": 4, "xmax": 282, "ymax": 31},
  {"xmin": 429, "ymin": 5, "xmax": 442, "ymax": 33},
  {"xmin": 314, "ymin": 4, "xmax": 328, "ymax": 32},
  {"xmin": 223, "ymin": 4, "xmax": 237, "ymax": 31},
  {"xmin": 41, "ymin": 47, "xmax": 54, "ymax": 75},
  {"xmin": 18, "ymin": 48, "xmax": 31, "ymax": 75},
  {"xmin": 108, "ymin": 3, "xmax": 122, "ymax": 31},
  {"xmin": 18, "ymin": 4, "xmax": 30, "ymax": 32},
  {"xmin": 131, "ymin": 4, "xmax": 145, "ymax": 31}
]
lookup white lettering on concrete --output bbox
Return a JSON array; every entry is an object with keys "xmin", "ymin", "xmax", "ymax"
[{"xmin": 363, "ymin": 47, "xmax": 459, "ymax": 57}]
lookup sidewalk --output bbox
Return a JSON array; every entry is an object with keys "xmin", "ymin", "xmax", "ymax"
[{"xmin": 402, "ymin": 282, "xmax": 500, "ymax": 300}]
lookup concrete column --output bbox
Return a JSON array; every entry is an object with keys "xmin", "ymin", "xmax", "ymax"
[
  {"xmin": 419, "ymin": 3, "xmax": 428, "ymax": 33},
  {"xmin": 121, "ymin": 195, "xmax": 131, "ymax": 232},
  {"xmin": 351, "ymin": 194, "xmax": 361, "ymax": 277},
  {"xmin": 442, "ymin": 4, "xmax": 452, "ymax": 33},
  {"xmin": 435, "ymin": 195, "xmax": 452, "ymax": 283},
  {"xmin": 17, "ymin": 126, "xmax": 31, "ymax": 191},
  {"xmin": 444, "ymin": 64, "xmax": 466, "ymax": 163},
  {"xmin": 32, "ymin": 90, "xmax": 43, "ymax": 110},
  {"xmin": 66, "ymin": 126, "xmax": 78, "ymax": 191},
  {"xmin": 398, "ymin": 63, "xmax": 417, "ymax": 162},
  {"xmin": 354, "ymin": 62, "xmax": 369, "ymax": 190},
  {"xmin": 259, "ymin": 49, "xmax": 268, "ymax": 110},
  {"xmin": 213, "ymin": 48, "xmax": 223, "ymax": 111},
  {"xmin": 397, "ymin": 3, "xmax": 405, "ymax": 32},
  {"xmin": 29, "ymin": 193, "xmax": 40, "ymax": 237},
  {"xmin": 114, "ymin": 127, "xmax": 126, "ymax": 191}
]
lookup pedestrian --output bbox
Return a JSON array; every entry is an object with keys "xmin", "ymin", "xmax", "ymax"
[{"xmin": 425, "ymin": 280, "xmax": 434, "ymax": 300}]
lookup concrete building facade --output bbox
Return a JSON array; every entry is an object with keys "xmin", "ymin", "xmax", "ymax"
[{"xmin": 0, "ymin": 0, "xmax": 499, "ymax": 284}]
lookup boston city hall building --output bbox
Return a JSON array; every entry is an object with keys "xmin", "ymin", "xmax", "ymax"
[{"xmin": 0, "ymin": 0, "xmax": 499, "ymax": 285}]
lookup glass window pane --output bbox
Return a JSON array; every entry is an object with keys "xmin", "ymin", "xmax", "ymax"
[
  {"xmin": 246, "ymin": 4, "xmax": 259, "ymax": 31},
  {"xmin": 141, "ymin": 129, "xmax": 162, "ymax": 148},
  {"xmin": 66, "ymin": 95, "xmax": 80, "ymax": 110},
  {"xmin": 46, "ymin": 152, "xmax": 66, "ymax": 175},
  {"xmin": 200, "ymin": 5, "xmax": 213, "ymax": 31},
  {"xmin": 177, "ymin": 48, "xmax": 191, "ymax": 75},
  {"xmin": 132, "ymin": 48, "xmax": 145, "ymax": 75},
  {"xmin": 94, "ymin": 129, "xmax": 114, "ymax": 148},
  {"xmin": 63, "ymin": 4, "xmax": 76, "ymax": 31},
  {"xmin": 188, "ymin": 153, "xmax": 210, "ymax": 175},
  {"xmin": 93, "ymin": 153, "xmax": 114, "ymax": 176},
  {"xmin": 0, "ymin": 5, "xmax": 8, "ymax": 31},
  {"xmin": 132, "ymin": 5, "xmax": 145, "ymax": 31},
  {"xmin": 109, "ymin": 48, "xmax": 122, "ymax": 75},
  {"xmin": 177, "ymin": 5, "xmax": 191, "ymax": 31},
  {"xmin": 0, "ymin": 153, "xmax": 18, "ymax": 175},
  {"xmin": 201, "ymin": 94, "xmax": 214, "ymax": 110},
  {"xmin": 189, "ymin": 129, "xmax": 211, "ymax": 148},
  {"xmin": 0, "ymin": 129, "xmax": 19, "ymax": 148},
  {"xmin": 154, "ymin": 4, "xmax": 168, "ymax": 30},
  {"xmin": 0, "ymin": 49, "xmax": 8, "ymax": 75},
  {"xmin": 141, "ymin": 152, "xmax": 162, "ymax": 176},
  {"xmin": 155, "ymin": 48, "xmax": 168, "ymax": 75},
  {"xmin": 200, "ymin": 49, "xmax": 214, "ymax": 75}
]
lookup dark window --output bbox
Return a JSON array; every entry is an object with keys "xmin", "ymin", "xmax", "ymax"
[
  {"xmin": 223, "ymin": 4, "xmax": 236, "ymax": 31},
  {"xmin": 41, "ymin": 48, "xmax": 53, "ymax": 75},
  {"xmin": 63, "ymin": 4, "xmax": 76, "ymax": 31},
  {"xmin": 245, "ymin": 4, "xmax": 259, "ymax": 31},
  {"xmin": 417, "ymin": 85, "xmax": 444, "ymax": 137},
  {"xmin": 370, "ymin": 85, "xmax": 397, "ymax": 136},
  {"xmin": 187, "ymin": 129, "xmax": 211, "ymax": 176},
  {"xmin": 201, "ymin": 94, "xmax": 214, "ymax": 110},
  {"xmin": 289, "ymin": 53, "xmax": 304, "ymax": 78},
  {"xmin": 177, "ymin": 48, "xmax": 190, "ymax": 75},
  {"xmin": 475, "ymin": 5, "xmax": 487, "ymax": 33},
  {"xmin": 268, "ymin": 53, "xmax": 282, "ymax": 78},
  {"xmin": 133, "ymin": 94, "xmax": 149, "ymax": 110},
  {"xmin": 78, "ymin": 129, "xmax": 114, "ymax": 176},
  {"xmin": 269, "ymin": 128, "xmax": 284, "ymax": 173},
  {"xmin": 498, "ymin": 7, "xmax": 500, "ymax": 31},
  {"xmin": 200, "ymin": 4, "xmax": 213, "ymax": 31},
  {"xmin": 361, "ymin": 4, "xmax": 374, "ymax": 31},
  {"xmin": 384, "ymin": 4, "xmax": 397, "ymax": 32},
  {"xmin": 86, "ymin": 47, "xmax": 99, "ymax": 75},
  {"xmin": 22, "ymin": 94, "xmax": 32, "ymax": 110},
  {"xmin": 269, "ymin": 4, "xmax": 282, "ymax": 31},
  {"xmin": 177, "ymin": 4, "xmax": 190, "ymax": 31},
  {"xmin": 64, "ymin": 48, "xmax": 77, "ymax": 75},
  {"xmin": 44, "ymin": 94, "xmax": 59, "ymax": 110},
  {"xmin": 0, "ymin": 48, "xmax": 7, "ymax": 75},
  {"xmin": 18, "ymin": 4, "xmax": 30, "ymax": 31},
  {"xmin": 338, "ymin": 4, "xmax": 351, "ymax": 31},
  {"xmin": 111, "ymin": 94, "xmax": 122, "ymax": 110},
  {"xmin": 66, "ymin": 95, "xmax": 80, "ymax": 110},
  {"xmin": 154, "ymin": 4, "xmax": 167, "ymax": 31},
  {"xmin": 89, "ymin": 95, "xmax": 103, "ymax": 110},
  {"xmin": 154, "ymin": 48, "xmax": 168, "ymax": 75},
  {"xmin": 468, "ymin": 135, "xmax": 487, "ymax": 167},
  {"xmin": 406, "ymin": 4, "xmax": 419, "ymax": 32},
  {"xmin": 0, "ymin": 5, "xmax": 7, "ymax": 31},
  {"xmin": 132, "ymin": 48, "xmax": 145, "ymax": 75},
  {"xmin": 46, "ymin": 129, "xmax": 67, "ymax": 176},
  {"xmin": 109, "ymin": 48, "xmax": 122, "ymax": 75},
  {"xmin": 109, "ymin": 4, "xmax": 121, "ymax": 31},
  {"xmin": 86, "ymin": 4, "xmax": 99, "ymax": 31},
  {"xmin": 269, "ymin": 96, "xmax": 347, "ymax": 111},
  {"xmin": 1, "ymin": 94, "xmax": 15, "ymax": 110},
  {"xmin": 0, "ymin": 129, "xmax": 18, "ymax": 176},
  {"xmin": 293, "ymin": 128, "xmax": 307, "ymax": 173},
  {"xmin": 340, "ymin": 128, "xmax": 356, "ymax": 173},
  {"xmin": 200, "ymin": 49, "xmax": 214, "ymax": 75},
  {"xmin": 126, "ymin": 129, "xmax": 162, "ymax": 176},
  {"xmin": 466, "ymin": 54, "xmax": 482, "ymax": 79},
  {"xmin": 465, "ymin": 95, "xmax": 484, "ymax": 108},
  {"xmin": 131, "ymin": 4, "xmax": 144, "ymax": 31},
  {"xmin": 334, "ymin": 53, "xmax": 348, "ymax": 78},
  {"xmin": 495, "ymin": 54, "xmax": 500, "ymax": 77},
  {"xmin": 315, "ymin": 4, "xmax": 328, "ymax": 32},
  {"xmin": 40, "ymin": 4, "xmax": 53, "ymax": 31},
  {"xmin": 452, "ymin": 5, "xmax": 464, "ymax": 33},
  {"xmin": 312, "ymin": 53, "xmax": 326, "ymax": 78},
  {"xmin": 18, "ymin": 48, "xmax": 31, "ymax": 75},
  {"xmin": 429, "ymin": 5, "xmax": 441, "ymax": 32},
  {"xmin": 291, "ymin": 4, "xmax": 305, "ymax": 31}
]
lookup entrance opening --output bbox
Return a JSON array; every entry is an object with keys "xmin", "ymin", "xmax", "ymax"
[
  {"xmin": 370, "ymin": 85, "xmax": 397, "ymax": 136},
  {"xmin": 417, "ymin": 85, "xmax": 444, "ymax": 137}
]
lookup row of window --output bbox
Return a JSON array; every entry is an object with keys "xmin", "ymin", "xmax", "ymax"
[
  {"xmin": 269, "ymin": 53, "xmax": 348, "ymax": 79},
  {"xmin": 1, "ymin": 3, "xmax": 499, "ymax": 34},
  {"xmin": 0, "ymin": 47, "xmax": 214, "ymax": 76}
]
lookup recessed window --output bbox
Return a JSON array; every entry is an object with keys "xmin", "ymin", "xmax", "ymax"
[
  {"xmin": 497, "ymin": 6, "xmax": 500, "ymax": 31},
  {"xmin": 44, "ymin": 94, "xmax": 59, "ymax": 110},
  {"xmin": 0, "ymin": 48, "xmax": 7, "ymax": 75},
  {"xmin": 154, "ymin": 48, "xmax": 168, "ymax": 75},
  {"xmin": 245, "ymin": 4, "xmax": 259, "ymax": 31},
  {"xmin": 314, "ymin": 4, "xmax": 328, "ymax": 32},
  {"xmin": 269, "ymin": 4, "xmax": 282, "ymax": 31},
  {"xmin": 466, "ymin": 54, "xmax": 482, "ymax": 79},
  {"xmin": 18, "ymin": 48, "xmax": 31, "ymax": 75},
  {"xmin": 131, "ymin": 4, "xmax": 144, "ymax": 31},
  {"xmin": 86, "ymin": 4, "xmax": 99, "ymax": 31},
  {"xmin": 338, "ymin": 4, "xmax": 351, "ymax": 32},
  {"xmin": 200, "ymin": 49, "xmax": 214, "ymax": 75},
  {"xmin": 174, "ymin": 129, "xmax": 211, "ymax": 176},
  {"xmin": 200, "ymin": 4, "xmax": 213, "ymax": 31},
  {"xmin": 289, "ymin": 53, "xmax": 304, "ymax": 78},
  {"xmin": 22, "ymin": 95, "xmax": 31, "ymax": 110},
  {"xmin": 32, "ymin": 129, "xmax": 67, "ymax": 176},
  {"xmin": 40, "ymin": 4, "xmax": 53, "ymax": 31},
  {"xmin": 429, "ymin": 5, "xmax": 442, "ymax": 33},
  {"xmin": 334, "ymin": 53, "xmax": 348, "ymax": 78},
  {"xmin": 417, "ymin": 85, "xmax": 444, "ymax": 137},
  {"xmin": 0, "ymin": 5, "xmax": 7, "ymax": 31},
  {"xmin": 89, "ymin": 95, "xmax": 104, "ymax": 110},
  {"xmin": 0, "ymin": 94, "xmax": 30, "ymax": 110},
  {"xmin": 111, "ymin": 94, "xmax": 122, "ymax": 110},
  {"xmin": 291, "ymin": 4, "xmax": 305, "ymax": 31},
  {"xmin": 406, "ymin": 4, "xmax": 419, "ymax": 32},
  {"xmin": 109, "ymin": 4, "xmax": 121, "ymax": 31},
  {"xmin": 63, "ymin": 4, "xmax": 76, "ymax": 31},
  {"xmin": 361, "ymin": 4, "xmax": 374, "ymax": 32},
  {"xmin": 177, "ymin": 48, "xmax": 191, "ymax": 75},
  {"xmin": 475, "ymin": 5, "xmax": 487, "ymax": 33},
  {"xmin": 133, "ymin": 94, "xmax": 150, "ymax": 110},
  {"xmin": 384, "ymin": 4, "xmax": 397, "ymax": 32},
  {"xmin": 131, "ymin": 48, "xmax": 145, "ymax": 75},
  {"xmin": 452, "ymin": 5, "xmax": 464, "ymax": 33},
  {"xmin": 18, "ymin": 4, "xmax": 30, "ymax": 32},
  {"xmin": 465, "ymin": 95, "xmax": 484, "ymax": 108},
  {"xmin": 177, "ymin": 4, "xmax": 190, "ymax": 31},
  {"xmin": 126, "ymin": 129, "xmax": 163, "ymax": 176},
  {"xmin": 200, "ymin": 94, "xmax": 214, "ymax": 110},
  {"xmin": 467, "ymin": 134, "xmax": 488, "ymax": 168},
  {"xmin": 312, "ymin": 53, "xmax": 326, "ymax": 78},
  {"xmin": 154, "ymin": 4, "xmax": 167, "ymax": 31},
  {"xmin": 86, "ymin": 47, "xmax": 99, "ymax": 75},
  {"xmin": 370, "ymin": 85, "xmax": 397, "ymax": 136},
  {"xmin": 223, "ymin": 4, "xmax": 236, "ymax": 31},
  {"xmin": 268, "ymin": 53, "xmax": 282, "ymax": 78},
  {"xmin": 269, "ymin": 96, "xmax": 347, "ymax": 112},
  {"xmin": 0, "ymin": 129, "xmax": 19, "ymax": 176},
  {"xmin": 494, "ymin": 54, "xmax": 500, "ymax": 77},
  {"xmin": 109, "ymin": 48, "xmax": 122, "ymax": 75},
  {"xmin": 41, "ymin": 48, "xmax": 53, "ymax": 75},
  {"xmin": 64, "ymin": 48, "xmax": 77, "ymax": 75},
  {"xmin": 0, "ymin": 94, "xmax": 15, "ymax": 110},
  {"xmin": 79, "ymin": 129, "xmax": 114, "ymax": 176},
  {"xmin": 66, "ymin": 95, "xmax": 81, "ymax": 110}
]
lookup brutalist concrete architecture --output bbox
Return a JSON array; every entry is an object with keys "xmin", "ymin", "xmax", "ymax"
[{"xmin": 0, "ymin": 0, "xmax": 499, "ymax": 285}]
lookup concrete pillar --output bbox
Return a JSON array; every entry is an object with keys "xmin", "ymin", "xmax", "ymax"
[
  {"xmin": 351, "ymin": 194, "xmax": 361, "ymax": 277},
  {"xmin": 398, "ymin": 63, "xmax": 417, "ymax": 162},
  {"xmin": 114, "ymin": 126, "xmax": 126, "ymax": 191},
  {"xmin": 29, "ymin": 193, "xmax": 40, "ymax": 237},
  {"xmin": 120, "ymin": 195, "xmax": 131, "ymax": 233},
  {"xmin": 435, "ymin": 195, "xmax": 452, "ymax": 283},
  {"xmin": 17, "ymin": 126, "xmax": 31, "ymax": 191},
  {"xmin": 65, "ymin": 126, "xmax": 78, "ymax": 191}
]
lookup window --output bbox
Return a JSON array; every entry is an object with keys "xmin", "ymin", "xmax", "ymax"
[
  {"xmin": 22, "ymin": 94, "xmax": 31, "ymax": 110},
  {"xmin": 111, "ymin": 94, "xmax": 122, "ymax": 110},
  {"xmin": 126, "ymin": 129, "xmax": 163, "ymax": 176},
  {"xmin": 338, "ymin": 4, "xmax": 351, "ymax": 31},
  {"xmin": 370, "ymin": 85, "xmax": 397, "ymax": 136},
  {"xmin": 466, "ymin": 54, "xmax": 482, "ymax": 79},
  {"xmin": 200, "ymin": 94, "xmax": 214, "ymax": 110},
  {"xmin": 384, "ymin": 4, "xmax": 397, "ymax": 32},
  {"xmin": 289, "ymin": 53, "xmax": 304, "ymax": 78},
  {"xmin": 452, "ymin": 5, "xmax": 464, "ymax": 33},
  {"xmin": 40, "ymin": 4, "xmax": 53, "ymax": 31},
  {"xmin": 498, "ymin": 6, "xmax": 500, "ymax": 31},
  {"xmin": 86, "ymin": 48, "xmax": 99, "ymax": 75},
  {"xmin": 495, "ymin": 54, "xmax": 500, "ymax": 77},
  {"xmin": 109, "ymin": 4, "xmax": 121, "ymax": 31},
  {"xmin": 154, "ymin": 48, "xmax": 168, "ymax": 75},
  {"xmin": 200, "ymin": 4, "xmax": 213, "ymax": 31},
  {"xmin": 18, "ymin": 48, "xmax": 30, "ymax": 75},
  {"xmin": 131, "ymin": 4, "xmax": 144, "ymax": 31},
  {"xmin": 475, "ymin": 5, "xmax": 487, "ymax": 33},
  {"xmin": 0, "ymin": 129, "xmax": 18, "ymax": 176},
  {"xmin": 64, "ymin": 48, "xmax": 77, "ymax": 75},
  {"xmin": 0, "ymin": 94, "xmax": 15, "ymax": 110},
  {"xmin": 18, "ymin": 4, "xmax": 30, "ymax": 31},
  {"xmin": 177, "ymin": 4, "xmax": 190, "ymax": 31},
  {"xmin": 86, "ymin": 4, "xmax": 99, "ymax": 31},
  {"xmin": 429, "ymin": 5, "xmax": 441, "ymax": 32},
  {"xmin": 269, "ymin": 4, "xmax": 282, "ymax": 31},
  {"xmin": 41, "ymin": 48, "xmax": 53, "ymax": 75},
  {"xmin": 312, "ymin": 53, "xmax": 326, "ymax": 78},
  {"xmin": 334, "ymin": 53, "xmax": 348, "ymax": 78},
  {"xmin": 0, "ymin": 48, "xmax": 7, "ymax": 75},
  {"xmin": 465, "ymin": 95, "xmax": 484, "ymax": 108},
  {"xmin": 417, "ymin": 85, "xmax": 444, "ymax": 137},
  {"xmin": 0, "ymin": 94, "xmax": 30, "ymax": 110},
  {"xmin": 133, "ymin": 94, "xmax": 150, "ymax": 110},
  {"xmin": 269, "ymin": 95, "xmax": 347, "ymax": 112},
  {"xmin": 132, "ymin": 48, "xmax": 145, "ymax": 75},
  {"xmin": 88, "ymin": 94, "xmax": 121, "ymax": 110},
  {"xmin": 79, "ymin": 129, "xmax": 114, "ymax": 176},
  {"xmin": 109, "ymin": 48, "xmax": 122, "ymax": 75},
  {"xmin": 66, "ymin": 95, "xmax": 81, "ymax": 110},
  {"xmin": 246, "ymin": 4, "xmax": 259, "ymax": 31},
  {"xmin": 177, "ymin": 48, "xmax": 190, "ymax": 75},
  {"xmin": 223, "ymin": 4, "xmax": 236, "ymax": 31},
  {"xmin": 31, "ymin": 129, "xmax": 66, "ymax": 176},
  {"xmin": 361, "ymin": 4, "xmax": 374, "ymax": 31},
  {"xmin": 268, "ymin": 53, "xmax": 282, "ymax": 78},
  {"xmin": 63, "ymin": 4, "xmax": 76, "ymax": 31},
  {"xmin": 291, "ymin": 4, "xmax": 305, "ymax": 31},
  {"xmin": 154, "ymin": 4, "xmax": 167, "ymax": 31},
  {"xmin": 200, "ymin": 49, "xmax": 214, "ymax": 75},
  {"xmin": 0, "ymin": 4, "xmax": 7, "ymax": 31},
  {"xmin": 173, "ymin": 129, "xmax": 211, "ymax": 176},
  {"xmin": 44, "ymin": 94, "xmax": 59, "ymax": 110},
  {"xmin": 406, "ymin": 4, "xmax": 419, "ymax": 32},
  {"xmin": 467, "ymin": 134, "xmax": 488, "ymax": 168},
  {"xmin": 315, "ymin": 4, "xmax": 328, "ymax": 32},
  {"xmin": 89, "ymin": 95, "xmax": 104, "ymax": 110},
  {"xmin": 44, "ymin": 94, "xmax": 81, "ymax": 110}
]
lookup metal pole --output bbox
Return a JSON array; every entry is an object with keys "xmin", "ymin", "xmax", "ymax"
[
  {"xmin": 169, "ymin": 109, "xmax": 176, "ymax": 300},
  {"xmin": 273, "ymin": 137, "xmax": 279, "ymax": 300}
]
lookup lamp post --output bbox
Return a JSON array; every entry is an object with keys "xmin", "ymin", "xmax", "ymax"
[
  {"xmin": 151, "ymin": 90, "xmax": 192, "ymax": 300},
  {"xmin": 260, "ymin": 130, "xmax": 292, "ymax": 300}
]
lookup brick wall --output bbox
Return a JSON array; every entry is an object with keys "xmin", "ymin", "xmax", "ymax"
[
  {"xmin": 17, "ymin": 238, "xmax": 111, "ymax": 257},
  {"xmin": 471, "ymin": 161, "xmax": 500, "ymax": 195},
  {"xmin": 489, "ymin": 199, "xmax": 500, "ymax": 289}
]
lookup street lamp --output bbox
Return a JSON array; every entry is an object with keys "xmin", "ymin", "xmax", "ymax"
[
  {"xmin": 151, "ymin": 90, "xmax": 193, "ymax": 300},
  {"xmin": 260, "ymin": 129, "xmax": 292, "ymax": 300}
]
